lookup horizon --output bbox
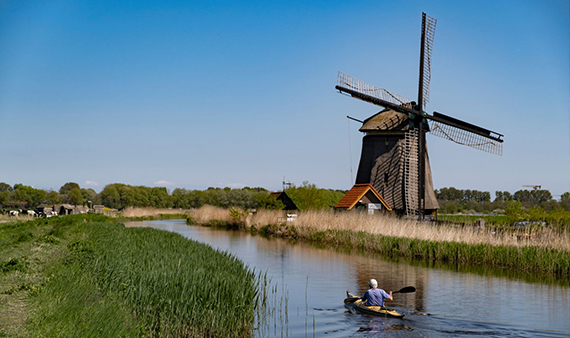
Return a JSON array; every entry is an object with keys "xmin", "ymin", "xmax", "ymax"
[{"xmin": 1, "ymin": 1, "xmax": 569, "ymax": 198}]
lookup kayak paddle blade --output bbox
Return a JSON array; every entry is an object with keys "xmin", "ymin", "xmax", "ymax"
[{"xmin": 394, "ymin": 286, "xmax": 416, "ymax": 294}]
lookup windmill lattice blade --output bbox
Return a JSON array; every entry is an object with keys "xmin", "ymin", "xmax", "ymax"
[
  {"xmin": 420, "ymin": 13, "xmax": 437, "ymax": 107},
  {"xmin": 337, "ymin": 71, "xmax": 412, "ymax": 108},
  {"xmin": 404, "ymin": 129, "xmax": 420, "ymax": 217},
  {"xmin": 429, "ymin": 121, "xmax": 503, "ymax": 156}
]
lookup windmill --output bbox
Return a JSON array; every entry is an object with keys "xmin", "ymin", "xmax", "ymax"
[{"xmin": 336, "ymin": 13, "xmax": 504, "ymax": 219}]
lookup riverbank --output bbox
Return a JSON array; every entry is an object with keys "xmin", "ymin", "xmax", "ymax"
[
  {"xmin": 0, "ymin": 214, "xmax": 259, "ymax": 337},
  {"xmin": 186, "ymin": 206, "xmax": 570, "ymax": 277}
]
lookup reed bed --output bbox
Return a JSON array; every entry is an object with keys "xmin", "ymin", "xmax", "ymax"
[
  {"xmin": 120, "ymin": 206, "xmax": 191, "ymax": 218},
  {"xmin": 19, "ymin": 215, "xmax": 260, "ymax": 337},
  {"xmin": 189, "ymin": 205, "xmax": 233, "ymax": 224},
  {"xmin": 188, "ymin": 207, "xmax": 570, "ymax": 276},
  {"xmin": 289, "ymin": 210, "xmax": 570, "ymax": 252}
]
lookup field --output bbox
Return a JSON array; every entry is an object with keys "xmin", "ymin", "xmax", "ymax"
[
  {"xmin": 0, "ymin": 214, "xmax": 260, "ymax": 337},
  {"xmin": 437, "ymin": 214, "xmax": 510, "ymax": 225}
]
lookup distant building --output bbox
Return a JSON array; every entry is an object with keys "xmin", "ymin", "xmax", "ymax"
[
  {"xmin": 56, "ymin": 204, "xmax": 75, "ymax": 215},
  {"xmin": 74, "ymin": 205, "xmax": 89, "ymax": 214},
  {"xmin": 334, "ymin": 184, "xmax": 392, "ymax": 214},
  {"xmin": 53, "ymin": 204, "xmax": 90, "ymax": 215},
  {"xmin": 270, "ymin": 191, "xmax": 298, "ymax": 210},
  {"xmin": 93, "ymin": 205, "xmax": 106, "ymax": 213}
]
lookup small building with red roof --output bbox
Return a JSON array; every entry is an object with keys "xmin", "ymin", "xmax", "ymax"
[{"xmin": 334, "ymin": 184, "xmax": 392, "ymax": 214}]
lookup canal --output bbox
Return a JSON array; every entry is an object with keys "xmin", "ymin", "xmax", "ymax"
[{"xmin": 126, "ymin": 219, "xmax": 570, "ymax": 337}]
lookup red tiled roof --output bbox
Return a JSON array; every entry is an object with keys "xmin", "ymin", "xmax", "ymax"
[{"xmin": 334, "ymin": 184, "xmax": 392, "ymax": 211}]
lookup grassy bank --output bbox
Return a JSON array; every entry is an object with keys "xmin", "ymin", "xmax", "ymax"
[
  {"xmin": 1, "ymin": 214, "xmax": 259, "ymax": 337},
  {"xmin": 185, "ymin": 206, "xmax": 570, "ymax": 277}
]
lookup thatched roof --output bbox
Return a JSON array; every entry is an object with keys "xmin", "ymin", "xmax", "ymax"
[{"xmin": 359, "ymin": 109, "xmax": 409, "ymax": 132}]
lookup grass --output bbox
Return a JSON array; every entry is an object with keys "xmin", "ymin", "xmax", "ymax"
[
  {"xmin": 0, "ymin": 214, "xmax": 260, "ymax": 337},
  {"xmin": 183, "ymin": 207, "xmax": 570, "ymax": 277},
  {"xmin": 437, "ymin": 214, "xmax": 510, "ymax": 225}
]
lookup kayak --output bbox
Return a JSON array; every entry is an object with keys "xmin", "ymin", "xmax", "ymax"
[
  {"xmin": 344, "ymin": 291, "xmax": 405, "ymax": 318},
  {"xmin": 352, "ymin": 299, "xmax": 405, "ymax": 318}
]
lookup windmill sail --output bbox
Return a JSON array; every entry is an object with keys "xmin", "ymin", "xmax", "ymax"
[
  {"xmin": 418, "ymin": 13, "xmax": 437, "ymax": 108},
  {"xmin": 404, "ymin": 129, "xmax": 419, "ymax": 217},
  {"xmin": 336, "ymin": 72, "xmax": 414, "ymax": 112},
  {"xmin": 428, "ymin": 112, "xmax": 503, "ymax": 155}
]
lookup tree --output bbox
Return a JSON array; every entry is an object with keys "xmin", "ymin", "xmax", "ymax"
[
  {"xmin": 285, "ymin": 181, "xmax": 338, "ymax": 210},
  {"xmin": 101, "ymin": 184, "xmax": 122, "ymax": 209},
  {"xmin": 10, "ymin": 184, "xmax": 46, "ymax": 208},
  {"xmin": 149, "ymin": 187, "xmax": 170, "ymax": 208},
  {"xmin": 0, "ymin": 191, "xmax": 9, "ymax": 206},
  {"xmin": 257, "ymin": 194, "xmax": 285, "ymax": 210},
  {"xmin": 69, "ymin": 188, "xmax": 84, "ymax": 205},
  {"xmin": 560, "ymin": 192, "xmax": 570, "ymax": 211},
  {"xmin": 514, "ymin": 189, "xmax": 552, "ymax": 208},
  {"xmin": 59, "ymin": 182, "xmax": 80, "ymax": 195},
  {"xmin": 45, "ymin": 190, "xmax": 61, "ymax": 205},
  {"xmin": 435, "ymin": 187, "xmax": 463, "ymax": 201},
  {"xmin": 0, "ymin": 182, "xmax": 12, "ymax": 192},
  {"xmin": 494, "ymin": 191, "xmax": 512, "ymax": 202},
  {"xmin": 82, "ymin": 188, "xmax": 101, "ymax": 206},
  {"xmin": 227, "ymin": 189, "xmax": 257, "ymax": 209},
  {"xmin": 505, "ymin": 200, "xmax": 526, "ymax": 223}
]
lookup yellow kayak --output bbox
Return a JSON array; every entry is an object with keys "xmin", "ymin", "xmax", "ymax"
[{"xmin": 344, "ymin": 291, "xmax": 405, "ymax": 318}]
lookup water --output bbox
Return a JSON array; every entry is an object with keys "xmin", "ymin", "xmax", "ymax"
[{"xmin": 125, "ymin": 220, "xmax": 570, "ymax": 337}]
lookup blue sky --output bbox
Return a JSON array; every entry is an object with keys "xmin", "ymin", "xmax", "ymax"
[{"xmin": 0, "ymin": 0, "xmax": 569, "ymax": 198}]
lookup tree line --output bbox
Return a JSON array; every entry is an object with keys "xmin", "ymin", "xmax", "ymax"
[
  {"xmin": 2, "ymin": 181, "xmax": 568, "ymax": 215},
  {"xmin": 0, "ymin": 181, "xmax": 346, "ymax": 212},
  {"xmin": 435, "ymin": 187, "xmax": 570, "ymax": 213}
]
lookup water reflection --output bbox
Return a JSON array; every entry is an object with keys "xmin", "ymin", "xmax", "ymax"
[{"xmin": 125, "ymin": 220, "xmax": 570, "ymax": 337}]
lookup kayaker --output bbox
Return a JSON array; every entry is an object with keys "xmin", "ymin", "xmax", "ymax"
[{"xmin": 362, "ymin": 279, "xmax": 393, "ymax": 307}]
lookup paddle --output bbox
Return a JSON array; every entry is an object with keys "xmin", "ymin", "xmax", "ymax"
[
  {"xmin": 393, "ymin": 286, "xmax": 416, "ymax": 294},
  {"xmin": 344, "ymin": 286, "xmax": 416, "ymax": 304}
]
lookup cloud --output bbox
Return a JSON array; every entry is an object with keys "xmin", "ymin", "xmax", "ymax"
[
  {"xmin": 154, "ymin": 180, "xmax": 174, "ymax": 186},
  {"xmin": 85, "ymin": 180, "xmax": 98, "ymax": 186}
]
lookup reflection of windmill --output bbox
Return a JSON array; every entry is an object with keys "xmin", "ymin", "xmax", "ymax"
[{"xmin": 336, "ymin": 13, "xmax": 504, "ymax": 219}]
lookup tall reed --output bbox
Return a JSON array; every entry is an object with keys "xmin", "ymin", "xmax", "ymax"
[
  {"xmin": 120, "ymin": 206, "xmax": 191, "ymax": 218},
  {"xmin": 247, "ymin": 209, "xmax": 570, "ymax": 252}
]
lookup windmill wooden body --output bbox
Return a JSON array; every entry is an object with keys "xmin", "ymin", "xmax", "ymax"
[{"xmin": 336, "ymin": 13, "xmax": 504, "ymax": 218}]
